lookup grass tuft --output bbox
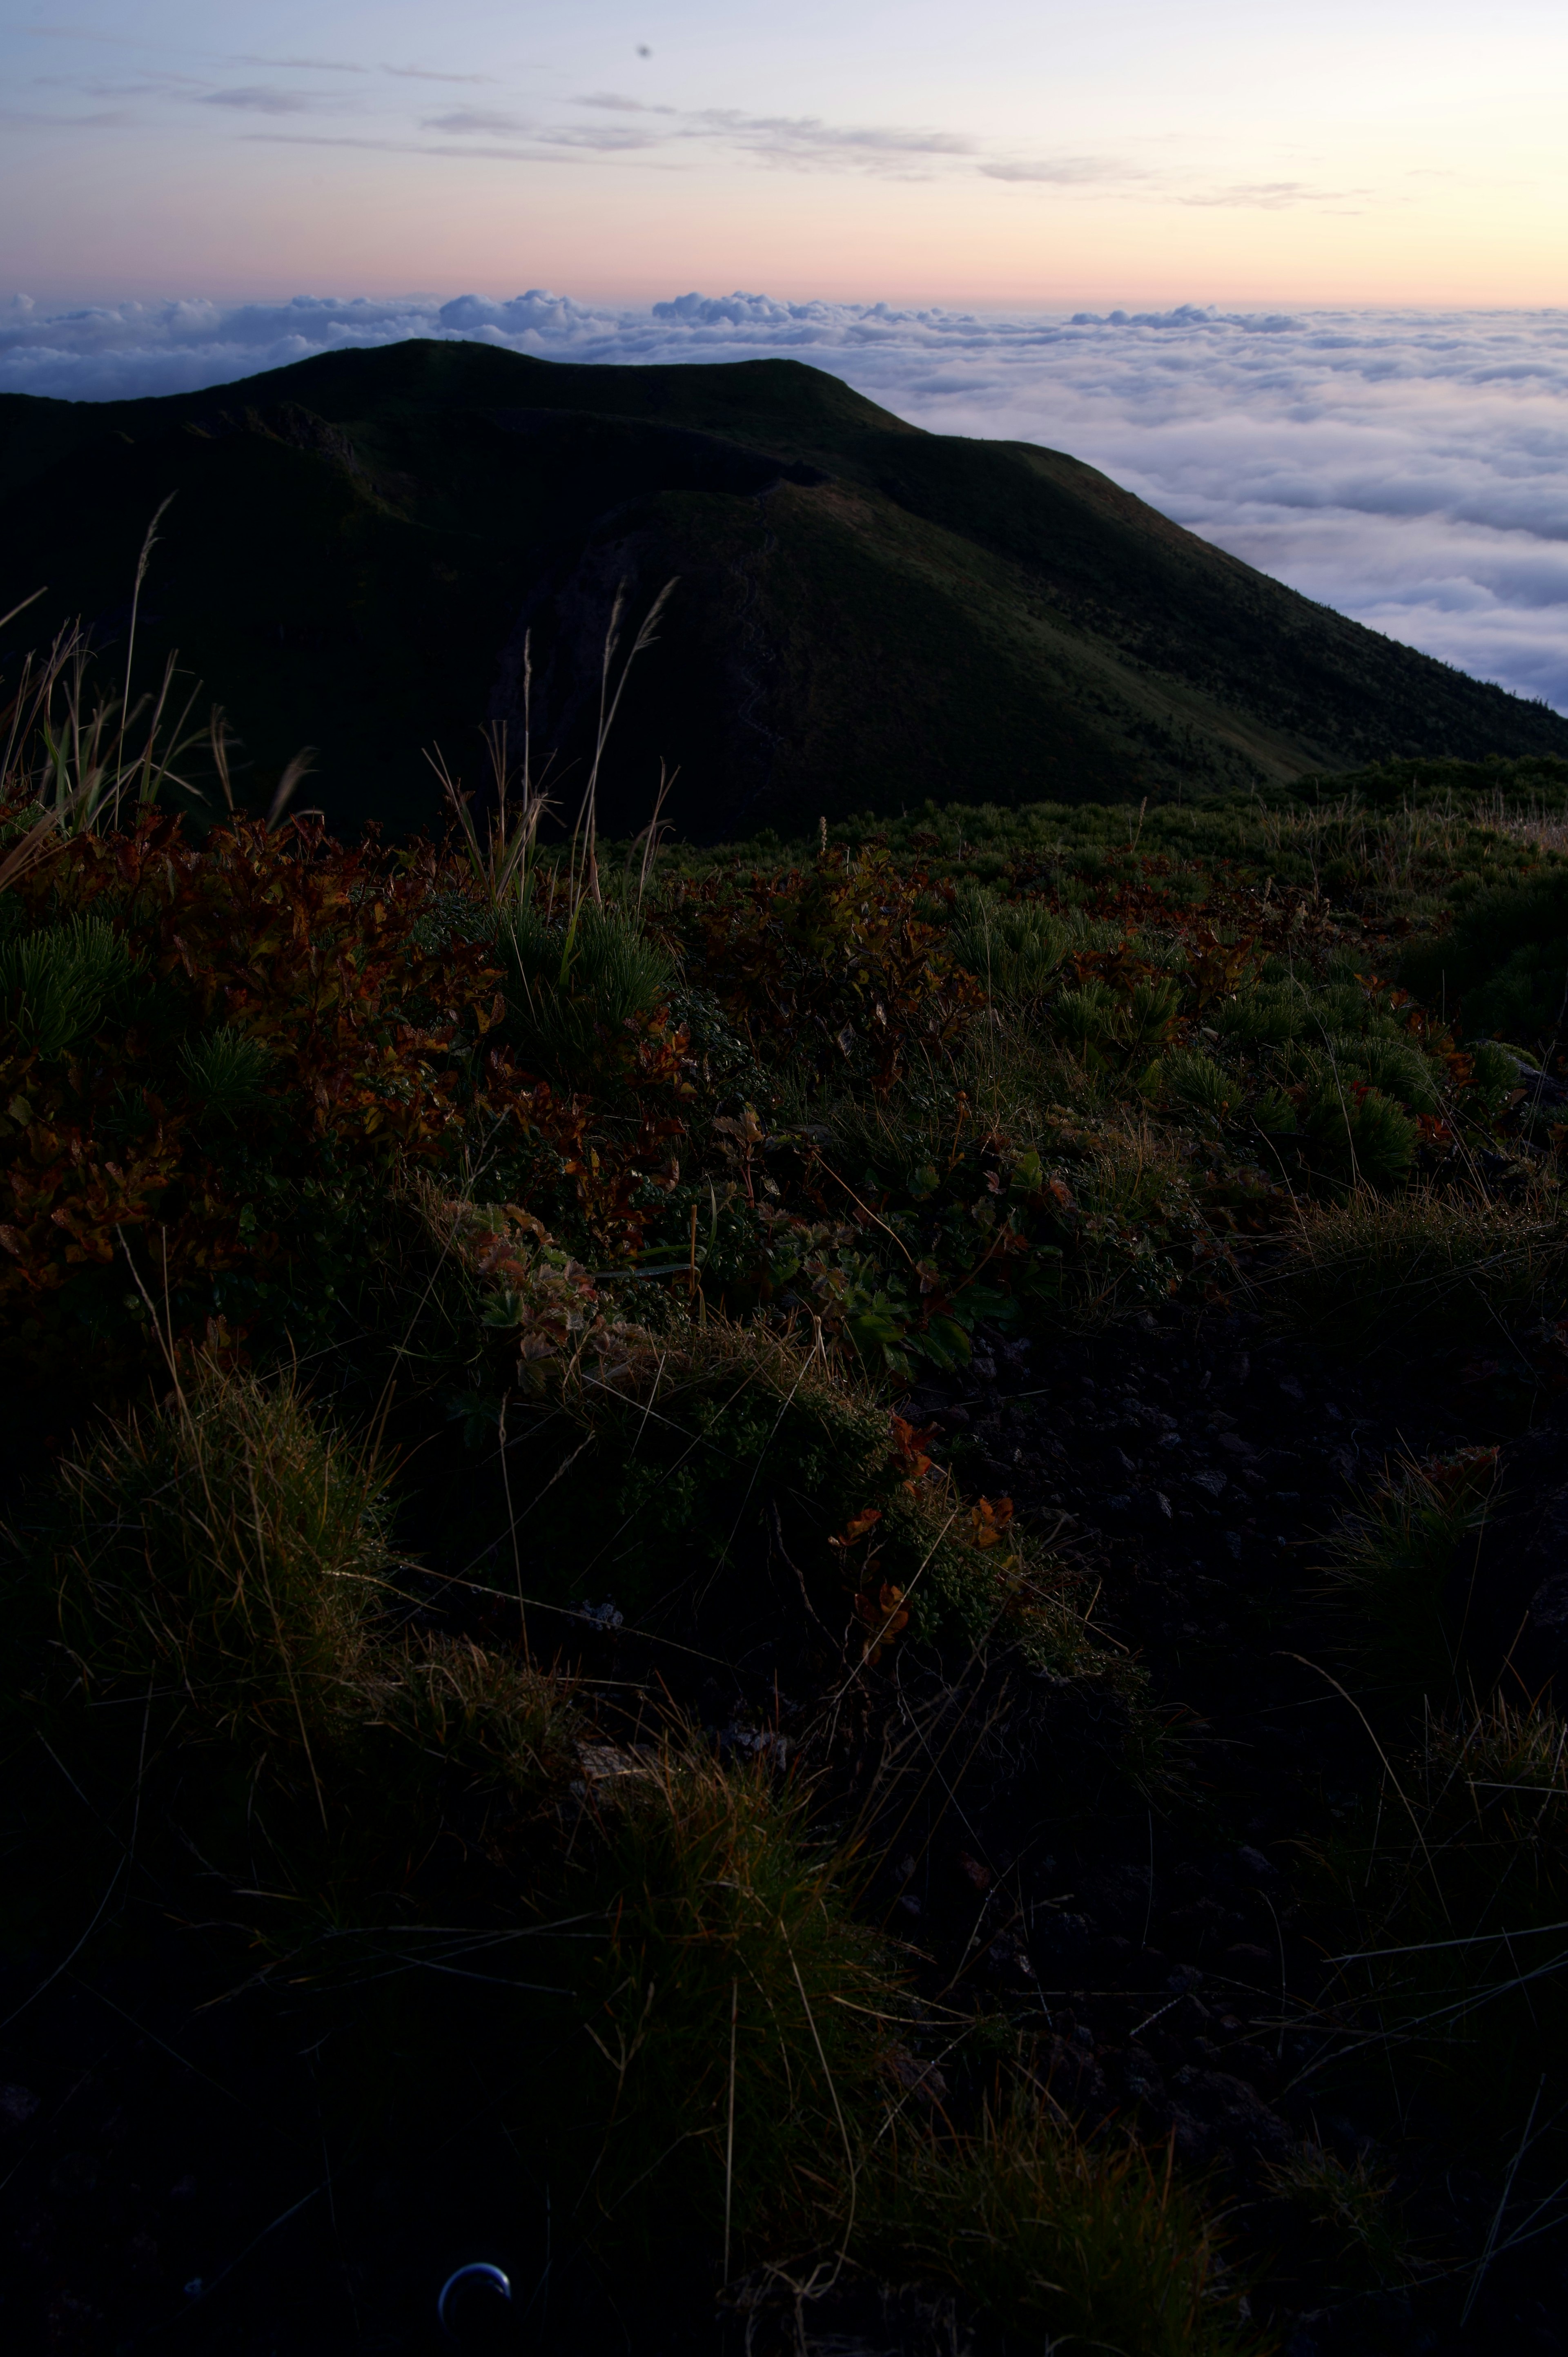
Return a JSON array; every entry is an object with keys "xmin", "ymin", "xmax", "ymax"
[
  {"xmin": 566, "ymin": 1742, "xmax": 893, "ymax": 2248},
  {"xmin": 869, "ymin": 2083, "xmax": 1254, "ymax": 2355},
  {"xmin": 1259, "ymin": 1186, "xmax": 1568, "ymax": 1354},
  {"xmin": 49, "ymin": 1360, "xmax": 391, "ymax": 1749},
  {"xmin": 1322, "ymin": 1696, "xmax": 1568, "ymax": 2138},
  {"xmin": 1264, "ymin": 2143, "xmax": 1409, "ymax": 2288},
  {"xmin": 385, "ymin": 1631, "xmax": 578, "ymax": 1806},
  {"xmin": 1325, "ymin": 1445, "xmax": 1499, "ymax": 1706}
]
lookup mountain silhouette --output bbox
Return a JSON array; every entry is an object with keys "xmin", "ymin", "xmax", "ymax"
[{"xmin": 4, "ymin": 338, "xmax": 1565, "ymax": 837}]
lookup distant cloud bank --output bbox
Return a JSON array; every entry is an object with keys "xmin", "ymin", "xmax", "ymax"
[{"xmin": 4, "ymin": 289, "xmax": 1566, "ymax": 716}]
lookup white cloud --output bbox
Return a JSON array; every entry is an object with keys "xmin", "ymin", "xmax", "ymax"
[{"xmin": 2, "ymin": 292, "xmax": 1565, "ymax": 714}]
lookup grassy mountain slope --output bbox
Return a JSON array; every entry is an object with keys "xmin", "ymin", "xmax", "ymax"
[{"xmin": 3, "ymin": 340, "xmax": 1565, "ymax": 838}]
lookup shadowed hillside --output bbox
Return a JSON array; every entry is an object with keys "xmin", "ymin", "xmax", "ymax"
[{"xmin": 3, "ymin": 337, "xmax": 1566, "ymax": 838}]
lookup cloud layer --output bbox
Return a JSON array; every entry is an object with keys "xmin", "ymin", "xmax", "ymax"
[{"xmin": 3, "ymin": 290, "xmax": 1565, "ymax": 715}]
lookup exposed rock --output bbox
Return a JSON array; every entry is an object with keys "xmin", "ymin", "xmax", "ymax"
[
  {"xmin": 0, "ymin": 2083, "xmax": 41, "ymax": 2130},
  {"xmin": 1040, "ymin": 2034, "xmax": 1111, "ymax": 2121},
  {"xmin": 1166, "ymin": 2068, "xmax": 1293, "ymax": 2163},
  {"xmin": 1084, "ymin": 1863, "xmax": 1154, "ymax": 1934}
]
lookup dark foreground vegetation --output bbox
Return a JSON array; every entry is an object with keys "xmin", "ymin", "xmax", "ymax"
[{"xmin": 6, "ymin": 615, "xmax": 1568, "ymax": 2355}]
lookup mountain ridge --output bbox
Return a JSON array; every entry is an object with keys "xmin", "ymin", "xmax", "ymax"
[{"xmin": 2, "ymin": 339, "xmax": 1564, "ymax": 838}]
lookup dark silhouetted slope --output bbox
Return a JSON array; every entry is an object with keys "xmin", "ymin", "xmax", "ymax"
[{"xmin": 3, "ymin": 341, "xmax": 1564, "ymax": 837}]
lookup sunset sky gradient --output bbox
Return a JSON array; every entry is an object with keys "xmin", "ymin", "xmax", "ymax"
[{"xmin": 3, "ymin": 0, "xmax": 1565, "ymax": 309}]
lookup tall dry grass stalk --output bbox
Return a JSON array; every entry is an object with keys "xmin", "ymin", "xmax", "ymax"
[
  {"xmin": 0, "ymin": 506, "xmax": 317, "ymax": 886},
  {"xmin": 0, "ymin": 508, "xmax": 207, "ymax": 848},
  {"xmin": 565, "ymin": 575, "xmax": 677, "ymax": 922},
  {"xmin": 1250, "ymin": 787, "xmax": 1568, "ymax": 900},
  {"xmin": 427, "ymin": 630, "xmax": 556, "ymax": 910},
  {"xmin": 427, "ymin": 579, "xmax": 676, "ymax": 942}
]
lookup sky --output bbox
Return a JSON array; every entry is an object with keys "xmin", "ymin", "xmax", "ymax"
[
  {"xmin": 4, "ymin": 0, "xmax": 1566, "ymax": 309},
  {"xmin": 2, "ymin": 4, "xmax": 1566, "ymax": 714}
]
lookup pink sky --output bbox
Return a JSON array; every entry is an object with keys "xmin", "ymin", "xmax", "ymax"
[{"xmin": 3, "ymin": 0, "xmax": 1565, "ymax": 310}]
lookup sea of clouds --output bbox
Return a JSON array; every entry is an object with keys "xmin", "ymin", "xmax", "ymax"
[{"xmin": 4, "ymin": 288, "xmax": 1566, "ymax": 715}]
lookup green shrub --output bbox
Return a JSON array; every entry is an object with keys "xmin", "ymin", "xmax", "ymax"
[
  {"xmin": 1160, "ymin": 1048, "xmax": 1235, "ymax": 1124},
  {"xmin": 1278, "ymin": 1024, "xmax": 1441, "ymax": 1118},
  {"xmin": 1351, "ymin": 1036, "xmax": 1444, "ymax": 1115},
  {"xmin": 178, "ymin": 1023, "xmax": 273, "ymax": 1119},
  {"xmin": 0, "ymin": 914, "xmax": 142, "ymax": 1060},
  {"xmin": 1401, "ymin": 866, "xmax": 1568, "ymax": 1044},
  {"xmin": 1299, "ymin": 1081, "xmax": 1417, "ymax": 1189},
  {"xmin": 1214, "ymin": 979, "xmax": 1310, "ymax": 1047},
  {"xmin": 497, "ymin": 896, "xmax": 674, "ymax": 1087},
  {"xmin": 949, "ymin": 892, "xmax": 1070, "ymax": 1004},
  {"xmin": 1054, "ymin": 979, "xmax": 1115, "ymax": 1055},
  {"xmin": 1252, "ymin": 1085, "xmax": 1298, "ymax": 1134},
  {"xmin": 1468, "ymin": 1037, "xmax": 1526, "ymax": 1117},
  {"xmin": 1120, "ymin": 977, "xmax": 1187, "ymax": 1059}
]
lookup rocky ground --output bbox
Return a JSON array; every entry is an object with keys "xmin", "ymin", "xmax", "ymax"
[
  {"xmin": 854, "ymin": 1311, "xmax": 1568, "ymax": 2357},
  {"xmin": 4, "ymin": 1312, "xmax": 1566, "ymax": 2357}
]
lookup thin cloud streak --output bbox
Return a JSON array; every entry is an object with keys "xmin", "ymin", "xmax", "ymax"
[
  {"xmin": 1, "ymin": 292, "xmax": 1564, "ymax": 714},
  {"xmin": 1182, "ymin": 181, "xmax": 1370, "ymax": 210},
  {"xmin": 238, "ymin": 132, "xmax": 575, "ymax": 163},
  {"xmin": 236, "ymin": 55, "xmax": 367, "ymax": 74},
  {"xmin": 382, "ymin": 64, "xmax": 493, "ymax": 83},
  {"xmin": 576, "ymin": 91, "xmax": 679, "ymax": 116},
  {"xmin": 0, "ymin": 50, "xmax": 1420, "ymax": 205},
  {"xmin": 203, "ymin": 86, "xmax": 318, "ymax": 115},
  {"xmin": 422, "ymin": 108, "xmax": 528, "ymax": 136},
  {"xmin": 981, "ymin": 157, "xmax": 1135, "ymax": 185},
  {"xmin": 684, "ymin": 110, "xmax": 978, "ymax": 167}
]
